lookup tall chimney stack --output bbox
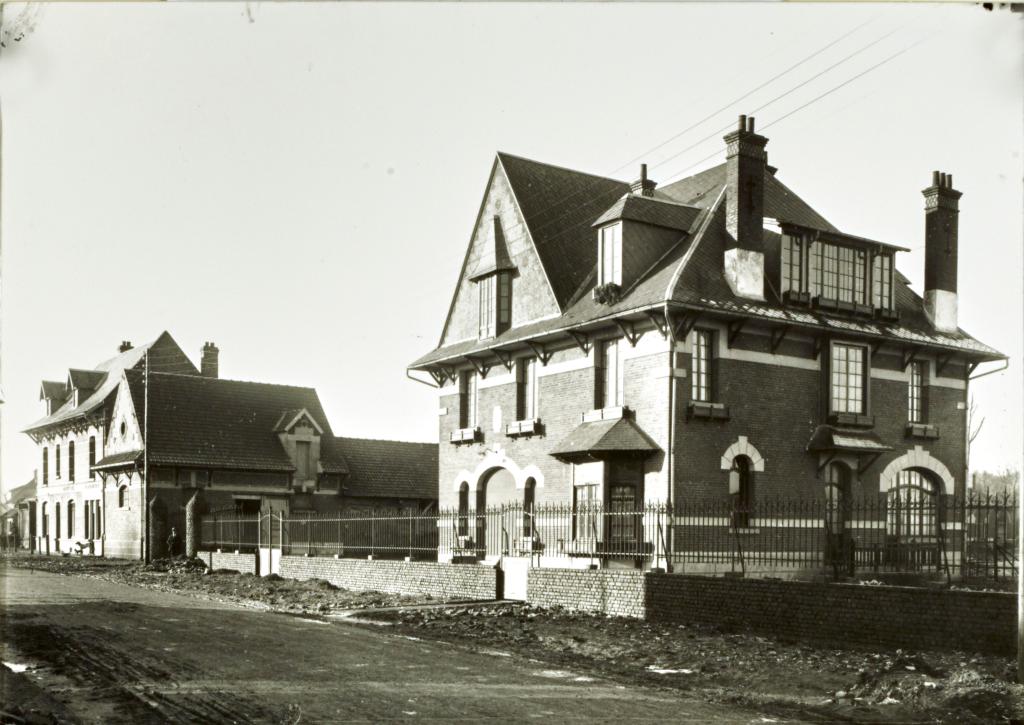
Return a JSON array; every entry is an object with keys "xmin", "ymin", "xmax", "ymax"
[
  {"xmin": 922, "ymin": 170, "xmax": 962, "ymax": 333},
  {"xmin": 119, "ymin": 340, "xmax": 133, "ymax": 353},
  {"xmin": 629, "ymin": 163, "xmax": 657, "ymax": 197},
  {"xmin": 723, "ymin": 114, "xmax": 769, "ymax": 301},
  {"xmin": 201, "ymin": 342, "xmax": 220, "ymax": 379}
]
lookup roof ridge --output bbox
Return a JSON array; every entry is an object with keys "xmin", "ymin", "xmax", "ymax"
[
  {"xmin": 496, "ymin": 151, "xmax": 627, "ymax": 185},
  {"xmin": 137, "ymin": 370, "xmax": 318, "ymax": 392}
]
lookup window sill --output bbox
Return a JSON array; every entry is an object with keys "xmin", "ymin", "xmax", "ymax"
[
  {"xmin": 506, "ymin": 419, "xmax": 543, "ymax": 438},
  {"xmin": 828, "ymin": 412, "xmax": 874, "ymax": 428},
  {"xmin": 688, "ymin": 401, "xmax": 730, "ymax": 420},
  {"xmin": 875, "ymin": 307, "xmax": 900, "ymax": 322},
  {"xmin": 581, "ymin": 406, "xmax": 631, "ymax": 423},
  {"xmin": 782, "ymin": 290, "xmax": 811, "ymax": 306},
  {"xmin": 449, "ymin": 427, "xmax": 481, "ymax": 445},
  {"xmin": 905, "ymin": 423, "xmax": 939, "ymax": 439}
]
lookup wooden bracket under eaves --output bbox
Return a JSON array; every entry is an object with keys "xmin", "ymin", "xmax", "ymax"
[
  {"xmin": 645, "ymin": 311, "xmax": 668, "ymax": 340},
  {"xmin": 770, "ymin": 325, "xmax": 790, "ymax": 354},
  {"xmin": 614, "ymin": 319, "xmax": 641, "ymax": 347},
  {"xmin": 901, "ymin": 346, "xmax": 921, "ymax": 371},
  {"xmin": 727, "ymin": 319, "xmax": 746, "ymax": 348},
  {"xmin": 466, "ymin": 355, "xmax": 492, "ymax": 378},
  {"xmin": 526, "ymin": 341, "xmax": 552, "ymax": 366},
  {"xmin": 670, "ymin": 311, "xmax": 700, "ymax": 344},
  {"xmin": 567, "ymin": 330, "xmax": 591, "ymax": 355},
  {"xmin": 492, "ymin": 349, "xmax": 515, "ymax": 373}
]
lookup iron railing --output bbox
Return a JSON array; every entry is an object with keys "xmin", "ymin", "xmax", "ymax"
[{"xmin": 197, "ymin": 491, "xmax": 1018, "ymax": 583}]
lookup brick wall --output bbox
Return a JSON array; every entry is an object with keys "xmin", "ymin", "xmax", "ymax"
[
  {"xmin": 202, "ymin": 550, "xmax": 258, "ymax": 575},
  {"xmin": 528, "ymin": 568, "xmax": 1015, "ymax": 655},
  {"xmin": 279, "ymin": 556, "xmax": 497, "ymax": 600}
]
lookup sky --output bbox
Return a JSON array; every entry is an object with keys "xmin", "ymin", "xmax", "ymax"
[{"xmin": 1, "ymin": 2, "xmax": 1021, "ymax": 495}]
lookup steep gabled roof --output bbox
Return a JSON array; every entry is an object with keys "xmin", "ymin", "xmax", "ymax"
[
  {"xmin": 498, "ymin": 152, "xmax": 630, "ymax": 308},
  {"xmin": 122, "ymin": 371, "xmax": 346, "ymax": 473},
  {"xmin": 24, "ymin": 331, "xmax": 199, "ymax": 435},
  {"xmin": 333, "ymin": 437, "xmax": 438, "ymax": 500}
]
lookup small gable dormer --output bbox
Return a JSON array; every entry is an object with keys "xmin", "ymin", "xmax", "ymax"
[
  {"xmin": 274, "ymin": 408, "xmax": 324, "ymax": 491},
  {"xmin": 39, "ymin": 381, "xmax": 68, "ymax": 416},
  {"xmin": 592, "ymin": 166, "xmax": 699, "ymax": 301}
]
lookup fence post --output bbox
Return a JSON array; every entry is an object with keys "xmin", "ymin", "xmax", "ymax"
[{"xmin": 408, "ymin": 510, "xmax": 413, "ymax": 561}]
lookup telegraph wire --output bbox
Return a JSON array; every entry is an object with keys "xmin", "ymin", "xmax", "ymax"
[{"xmin": 612, "ymin": 16, "xmax": 877, "ymax": 176}]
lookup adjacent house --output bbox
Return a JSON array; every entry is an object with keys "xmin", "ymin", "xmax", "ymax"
[
  {"xmin": 0, "ymin": 474, "xmax": 37, "ymax": 550},
  {"xmin": 408, "ymin": 115, "xmax": 1005, "ymax": 568},
  {"xmin": 24, "ymin": 332, "xmax": 438, "ymax": 559}
]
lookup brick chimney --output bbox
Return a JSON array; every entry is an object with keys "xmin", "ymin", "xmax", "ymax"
[
  {"xmin": 922, "ymin": 170, "xmax": 962, "ymax": 333},
  {"xmin": 201, "ymin": 342, "xmax": 219, "ymax": 379},
  {"xmin": 723, "ymin": 114, "xmax": 768, "ymax": 301},
  {"xmin": 119, "ymin": 340, "xmax": 133, "ymax": 353},
  {"xmin": 630, "ymin": 164, "xmax": 657, "ymax": 197}
]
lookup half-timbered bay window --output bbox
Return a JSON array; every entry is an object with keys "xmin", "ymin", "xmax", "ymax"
[
  {"xmin": 872, "ymin": 253, "xmax": 893, "ymax": 310},
  {"xmin": 477, "ymin": 271, "xmax": 511, "ymax": 339},
  {"xmin": 780, "ymin": 234, "xmax": 803, "ymax": 294},
  {"xmin": 830, "ymin": 342, "xmax": 866, "ymax": 415},
  {"xmin": 598, "ymin": 223, "xmax": 622, "ymax": 286}
]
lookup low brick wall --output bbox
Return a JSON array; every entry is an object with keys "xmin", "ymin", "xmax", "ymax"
[
  {"xmin": 201, "ymin": 550, "xmax": 258, "ymax": 575},
  {"xmin": 528, "ymin": 568, "xmax": 1016, "ymax": 655},
  {"xmin": 279, "ymin": 556, "xmax": 497, "ymax": 600}
]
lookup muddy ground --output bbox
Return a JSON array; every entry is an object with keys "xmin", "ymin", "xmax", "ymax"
[
  {"xmin": 5, "ymin": 553, "xmax": 1022, "ymax": 724},
  {"xmin": 3, "ymin": 554, "xmax": 443, "ymax": 614}
]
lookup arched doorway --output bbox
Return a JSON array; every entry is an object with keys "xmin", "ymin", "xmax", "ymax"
[
  {"xmin": 729, "ymin": 456, "xmax": 754, "ymax": 528},
  {"xmin": 476, "ymin": 468, "xmax": 517, "ymax": 558},
  {"xmin": 824, "ymin": 461, "xmax": 853, "ymax": 573}
]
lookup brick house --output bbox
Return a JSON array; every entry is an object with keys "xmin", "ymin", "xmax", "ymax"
[
  {"xmin": 408, "ymin": 115, "xmax": 1004, "ymax": 567},
  {"xmin": 24, "ymin": 332, "xmax": 438, "ymax": 559}
]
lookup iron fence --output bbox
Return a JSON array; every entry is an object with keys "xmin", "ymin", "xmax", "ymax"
[{"xmin": 197, "ymin": 491, "xmax": 1018, "ymax": 583}]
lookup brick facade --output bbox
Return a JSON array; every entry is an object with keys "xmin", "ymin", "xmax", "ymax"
[
  {"xmin": 528, "ymin": 568, "xmax": 1015, "ymax": 655},
  {"xmin": 202, "ymin": 550, "xmax": 259, "ymax": 575},
  {"xmin": 278, "ymin": 556, "xmax": 497, "ymax": 600}
]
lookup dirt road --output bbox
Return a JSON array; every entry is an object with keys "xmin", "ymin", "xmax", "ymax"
[{"xmin": 0, "ymin": 564, "xmax": 768, "ymax": 723}]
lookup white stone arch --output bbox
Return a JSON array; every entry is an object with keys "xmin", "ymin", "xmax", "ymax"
[
  {"xmin": 451, "ymin": 447, "xmax": 545, "ymax": 492},
  {"xmin": 719, "ymin": 435, "xmax": 766, "ymax": 472},
  {"xmin": 879, "ymin": 446, "xmax": 954, "ymax": 494}
]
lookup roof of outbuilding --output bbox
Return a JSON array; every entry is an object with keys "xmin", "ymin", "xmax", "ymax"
[
  {"xmin": 333, "ymin": 437, "xmax": 438, "ymax": 500},
  {"xmin": 411, "ymin": 153, "xmax": 1004, "ymax": 369},
  {"xmin": 121, "ymin": 371, "xmax": 348, "ymax": 473}
]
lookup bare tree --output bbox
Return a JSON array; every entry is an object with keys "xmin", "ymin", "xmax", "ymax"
[{"xmin": 966, "ymin": 395, "xmax": 985, "ymax": 478}]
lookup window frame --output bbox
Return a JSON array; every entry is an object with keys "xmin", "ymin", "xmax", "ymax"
[
  {"xmin": 459, "ymin": 370, "xmax": 478, "ymax": 430},
  {"xmin": 829, "ymin": 341, "xmax": 870, "ymax": 416},
  {"xmin": 691, "ymin": 329, "xmax": 714, "ymax": 403},
  {"xmin": 56, "ymin": 443, "xmax": 61, "ymax": 479},
  {"xmin": 598, "ymin": 223, "xmax": 622, "ymax": 286},
  {"xmin": 42, "ymin": 447, "xmax": 49, "ymax": 485},
  {"xmin": 596, "ymin": 338, "xmax": 624, "ymax": 409},
  {"xmin": 872, "ymin": 253, "xmax": 893, "ymax": 310},
  {"xmin": 908, "ymin": 360, "xmax": 926, "ymax": 424},
  {"xmin": 68, "ymin": 440, "xmax": 76, "ymax": 483},
  {"xmin": 478, "ymin": 274, "xmax": 496, "ymax": 339},
  {"xmin": 516, "ymin": 357, "xmax": 538, "ymax": 421},
  {"xmin": 781, "ymin": 234, "xmax": 804, "ymax": 294},
  {"xmin": 88, "ymin": 436, "xmax": 96, "ymax": 479}
]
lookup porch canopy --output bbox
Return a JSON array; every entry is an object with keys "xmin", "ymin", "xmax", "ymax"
[
  {"xmin": 806, "ymin": 425, "xmax": 892, "ymax": 474},
  {"xmin": 550, "ymin": 416, "xmax": 660, "ymax": 462}
]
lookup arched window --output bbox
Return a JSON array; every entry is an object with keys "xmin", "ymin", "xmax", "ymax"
[
  {"xmin": 41, "ymin": 502, "xmax": 48, "ymax": 536},
  {"xmin": 887, "ymin": 470, "xmax": 937, "ymax": 538},
  {"xmin": 67, "ymin": 501, "xmax": 75, "ymax": 538},
  {"xmin": 457, "ymin": 483, "xmax": 469, "ymax": 537},
  {"xmin": 118, "ymin": 486, "xmax": 128, "ymax": 509},
  {"xmin": 68, "ymin": 441, "xmax": 76, "ymax": 482},
  {"xmin": 729, "ymin": 456, "xmax": 754, "ymax": 528},
  {"xmin": 825, "ymin": 462, "xmax": 852, "ymax": 534},
  {"xmin": 43, "ymin": 447, "xmax": 49, "ymax": 485},
  {"xmin": 55, "ymin": 503, "xmax": 61, "ymax": 540},
  {"xmin": 56, "ymin": 444, "xmax": 62, "ymax": 478},
  {"xmin": 523, "ymin": 478, "xmax": 536, "ymax": 537}
]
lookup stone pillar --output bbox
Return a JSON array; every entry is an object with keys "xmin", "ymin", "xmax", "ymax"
[{"xmin": 185, "ymin": 490, "xmax": 202, "ymax": 559}]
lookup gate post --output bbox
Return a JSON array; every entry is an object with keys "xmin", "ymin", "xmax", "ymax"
[{"xmin": 185, "ymin": 490, "xmax": 201, "ymax": 559}]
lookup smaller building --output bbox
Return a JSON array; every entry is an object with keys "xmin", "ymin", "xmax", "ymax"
[
  {"xmin": 24, "ymin": 332, "xmax": 438, "ymax": 559},
  {"xmin": 0, "ymin": 475, "xmax": 37, "ymax": 551}
]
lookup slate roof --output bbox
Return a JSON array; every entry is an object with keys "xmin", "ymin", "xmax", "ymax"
[
  {"xmin": 550, "ymin": 416, "xmax": 660, "ymax": 459},
  {"xmin": 121, "ymin": 371, "xmax": 348, "ymax": 473},
  {"xmin": 93, "ymin": 450, "xmax": 143, "ymax": 470},
  {"xmin": 333, "ymin": 437, "xmax": 438, "ymax": 500},
  {"xmin": 24, "ymin": 332, "xmax": 200, "ymax": 435},
  {"xmin": 40, "ymin": 380, "xmax": 67, "ymax": 401},
  {"xmin": 593, "ymin": 194, "xmax": 701, "ymax": 232},
  {"xmin": 411, "ymin": 153, "xmax": 1004, "ymax": 369},
  {"xmin": 68, "ymin": 369, "xmax": 105, "ymax": 391}
]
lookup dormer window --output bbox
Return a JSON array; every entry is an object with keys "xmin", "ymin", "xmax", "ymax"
[
  {"xmin": 598, "ymin": 223, "xmax": 622, "ymax": 286},
  {"xmin": 780, "ymin": 234, "xmax": 803, "ymax": 294},
  {"xmin": 478, "ymin": 271, "xmax": 511, "ymax": 339}
]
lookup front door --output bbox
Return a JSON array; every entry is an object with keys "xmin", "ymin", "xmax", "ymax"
[{"xmin": 606, "ymin": 458, "xmax": 644, "ymax": 568}]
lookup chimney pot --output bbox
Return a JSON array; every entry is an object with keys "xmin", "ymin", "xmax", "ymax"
[
  {"xmin": 932, "ymin": 170, "xmax": 940, "ymax": 186},
  {"xmin": 738, "ymin": 114, "xmax": 747, "ymax": 132},
  {"xmin": 747, "ymin": 116, "xmax": 755, "ymax": 133},
  {"xmin": 630, "ymin": 164, "xmax": 657, "ymax": 196},
  {"xmin": 119, "ymin": 340, "xmax": 133, "ymax": 353},
  {"xmin": 201, "ymin": 342, "xmax": 220, "ymax": 379}
]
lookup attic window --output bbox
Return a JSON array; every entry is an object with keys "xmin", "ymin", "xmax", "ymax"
[
  {"xmin": 598, "ymin": 223, "xmax": 622, "ymax": 286},
  {"xmin": 478, "ymin": 271, "xmax": 511, "ymax": 339},
  {"xmin": 872, "ymin": 253, "xmax": 893, "ymax": 310}
]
